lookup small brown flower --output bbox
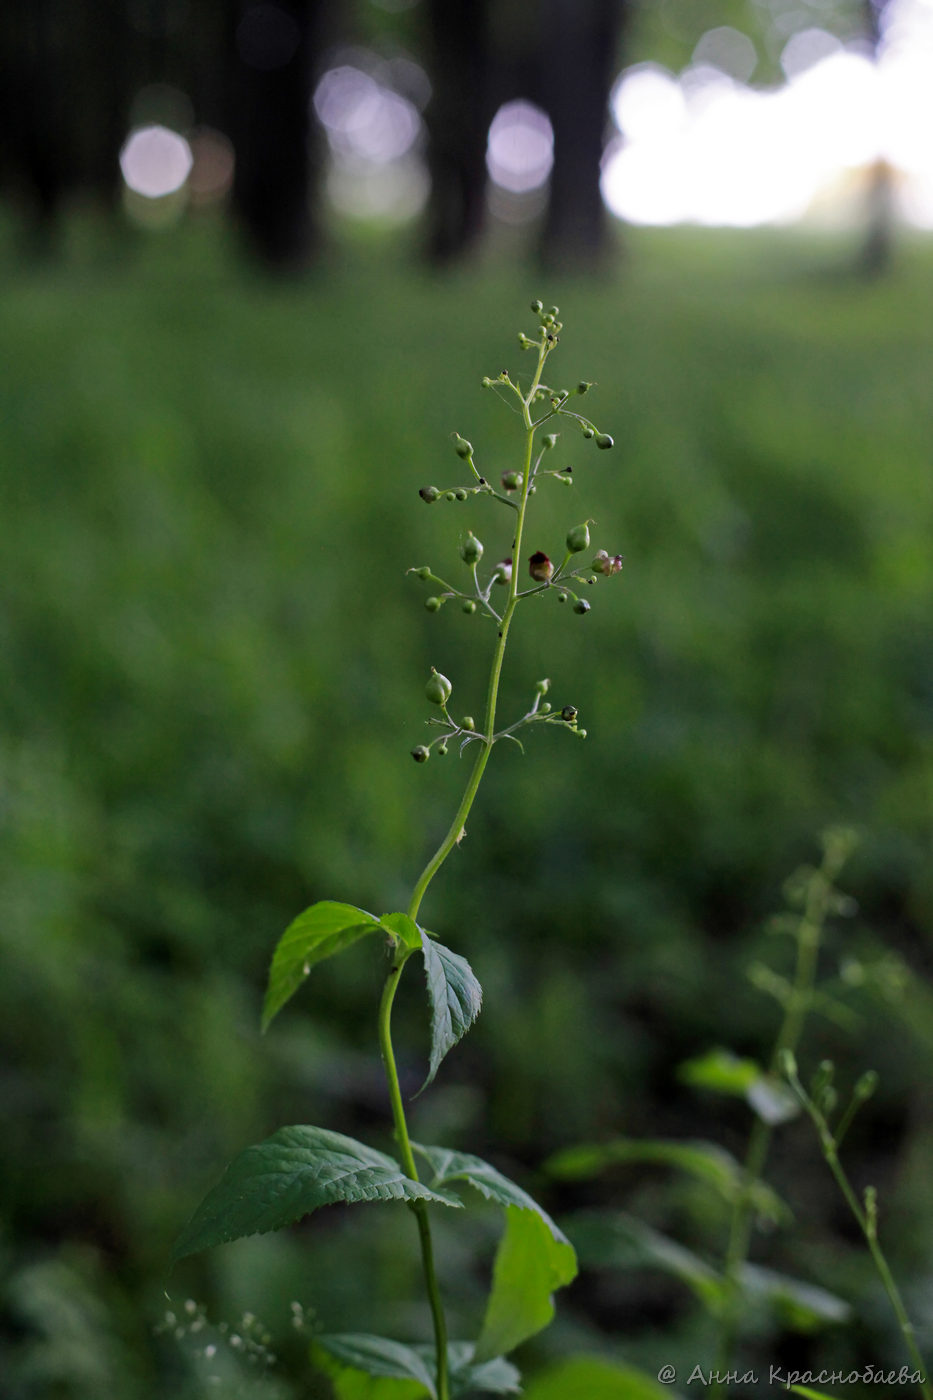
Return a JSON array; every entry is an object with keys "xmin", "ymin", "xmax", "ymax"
[{"xmin": 528, "ymin": 551, "xmax": 554, "ymax": 583}]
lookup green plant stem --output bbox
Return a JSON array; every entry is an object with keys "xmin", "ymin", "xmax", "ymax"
[
  {"xmin": 712, "ymin": 868, "xmax": 831, "ymax": 1390},
  {"xmin": 377, "ymin": 956, "xmax": 450, "ymax": 1399},
  {"xmin": 377, "ymin": 335, "xmax": 551, "ymax": 1400},
  {"xmin": 789, "ymin": 1072, "xmax": 932, "ymax": 1400}
]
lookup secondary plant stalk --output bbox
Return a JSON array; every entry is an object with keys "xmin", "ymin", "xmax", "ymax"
[{"xmin": 712, "ymin": 861, "xmax": 834, "ymax": 1390}]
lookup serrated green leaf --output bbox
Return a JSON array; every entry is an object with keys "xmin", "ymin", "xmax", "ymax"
[
  {"xmin": 741, "ymin": 1263, "xmax": 850, "ymax": 1330},
  {"xmin": 474, "ymin": 1207, "xmax": 578, "ymax": 1363},
  {"xmin": 419, "ymin": 931, "xmax": 483, "ymax": 1090},
  {"xmin": 312, "ymin": 1339, "xmax": 520, "ymax": 1400},
  {"xmin": 172, "ymin": 1126, "xmax": 461, "ymax": 1263},
  {"xmin": 544, "ymin": 1138, "xmax": 790, "ymax": 1224},
  {"xmin": 566, "ymin": 1210, "xmax": 724, "ymax": 1314},
  {"xmin": 262, "ymin": 900, "xmax": 382, "ymax": 1031},
  {"xmin": 521, "ymin": 1355, "xmax": 680, "ymax": 1400},
  {"xmin": 316, "ymin": 1335, "xmax": 437, "ymax": 1397},
  {"xmin": 415, "ymin": 1145, "xmax": 568, "ymax": 1240},
  {"xmin": 413, "ymin": 1145, "xmax": 575, "ymax": 1362},
  {"xmin": 445, "ymin": 1346, "xmax": 521, "ymax": 1396},
  {"xmin": 379, "ymin": 912, "xmax": 423, "ymax": 951},
  {"xmin": 313, "ymin": 1341, "xmax": 427, "ymax": 1400}
]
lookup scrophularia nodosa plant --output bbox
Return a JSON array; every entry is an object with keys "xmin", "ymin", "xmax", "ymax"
[{"xmin": 172, "ymin": 301, "xmax": 623, "ymax": 1400}]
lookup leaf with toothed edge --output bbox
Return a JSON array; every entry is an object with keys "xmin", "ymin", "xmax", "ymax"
[
  {"xmin": 313, "ymin": 1336, "xmax": 521, "ymax": 1399},
  {"xmin": 171, "ymin": 1126, "xmax": 461, "ymax": 1264},
  {"xmin": 413, "ymin": 1145, "xmax": 577, "ymax": 1363},
  {"xmin": 418, "ymin": 931, "xmax": 483, "ymax": 1090},
  {"xmin": 262, "ymin": 901, "xmax": 383, "ymax": 1032}
]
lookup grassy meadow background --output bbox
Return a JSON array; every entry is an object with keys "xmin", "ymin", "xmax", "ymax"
[{"xmin": 3, "ymin": 215, "xmax": 933, "ymax": 1397}]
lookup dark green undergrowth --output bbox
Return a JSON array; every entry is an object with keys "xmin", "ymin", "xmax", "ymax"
[{"xmin": 2, "ymin": 213, "xmax": 933, "ymax": 1398}]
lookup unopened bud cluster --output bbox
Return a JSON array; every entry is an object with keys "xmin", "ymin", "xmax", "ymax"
[{"xmin": 408, "ymin": 298, "xmax": 624, "ymax": 763}]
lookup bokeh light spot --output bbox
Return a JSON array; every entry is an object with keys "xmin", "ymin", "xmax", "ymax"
[
  {"xmin": 120, "ymin": 125, "xmax": 193, "ymax": 199},
  {"xmin": 188, "ymin": 128, "xmax": 236, "ymax": 205},
  {"xmin": 314, "ymin": 65, "xmax": 421, "ymax": 162},
  {"xmin": 692, "ymin": 26, "xmax": 758, "ymax": 82},
  {"xmin": 486, "ymin": 100, "xmax": 554, "ymax": 194}
]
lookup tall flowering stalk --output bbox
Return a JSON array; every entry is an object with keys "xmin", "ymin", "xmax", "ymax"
[{"xmin": 172, "ymin": 301, "xmax": 622, "ymax": 1400}]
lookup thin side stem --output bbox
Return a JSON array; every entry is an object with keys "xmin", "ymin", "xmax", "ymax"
[
  {"xmin": 788, "ymin": 1071, "xmax": 932, "ymax": 1399},
  {"xmin": 712, "ymin": 870, "xmax": 831, "ymax": 1389}
]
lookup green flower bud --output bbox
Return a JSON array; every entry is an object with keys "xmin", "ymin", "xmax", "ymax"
[
  {"xmin": 437, "ymin": 743, "xmax": 448, "ymax": 756},
  {"xmin": 561, "ymin": 705, "xmax": 578, "ymax": 723},
  {"xmin": 453, "ymin": 434, "xmax": 473, "ymax": 459},
  {"xmin": 411, "ymin": 745, "xmax": 430, "ymax": 763},
  {"xmin": 460, "ymin": 531, "xmax": 484, "ymax": 565},
  {"xmin": 566, "ymin": 522, "xmax": 590, "ymax": 554},
  {"xmin": 425, "ymin": 669, "xmax": 452, "ymax": 706},
  {"xmin": 531, "ymin": 298, "xmax": 543, "ymax": 313},
  {"xmin": 542, "ymin": 433, "xmax": 558, "ymax": 450},
  {"xmin": 573, "ymin": 598, "xmax": 591, "ymax": 615},
  {"xmin": 481, "ymin": 376, "xmax": 494, "ymax": 388},
  {"xmin": 461, "ymin": 715, "xmax": 475, "ymax": 731},
  {"xmin": 413, "ymin": 565, "xmax": 431, "ymax": 580},
  {"xmin": 557, "ymin": 591, "xmax": 568, "ymax": 603},
  {"xmin": 539, "ymin": 701, "xmax": 551, "ymax": 714},
  {"xmin": 535, "ymin": 678, "xmax": 551, "ymax": 695},
  {"xmin": 493, "ymin": 558, "xmax": 512, "ymax": 585},
  {"xmin": 518, "ymin": 333, "xmax": 534, "ymax": 349},
  {"xmin": 445, "ymin": 491, "xmax": 456, "ymax": 501},
  {"xmin": 582, "ymin": 426, "xmax": 595, "ymax": 440},
  {"xmin": 419, "ymin": 485, "xmax": 440, "ymax": 503},
  {"xmin": 853, "ymin": 1069, "xmax": 879, "ymax": 1102},
  {"xmin": 454, "ymin": 487, "xmax": 468, "ymax": 501},
  {"xmin": 425, "ymin": 596, "xmax": 442, "ymax": 612},
  {"xmin": 596, "ymin": 433, "xmax": 614, "ymax": 450},
  {"xmin": 547, "ymin": 305, "xmax": 559, "ymax": 317},
  {"xmin": 501, "ymin": 471, "xmax": 522, "ymax": 492},
  {"xmin": 577, "ymin": 381, "xmax": 592, "ymax": 395},
  {"xmin": 462, "ymin": 599, "xmax": 477, "ymax": 614}
]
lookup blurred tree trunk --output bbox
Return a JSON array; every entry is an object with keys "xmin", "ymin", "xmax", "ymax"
[
  {"xmin": 858, "ymin": 0, "xmax": 894, "ymax": 277},
  {"xmin": 539, "ymin": 0, "xmax": 628, "ymax": 271},
  {"xmin": 227, "ymin": 0, "xmax": 328, "ymax": 270},
  {"xmin": 423, "ymin": 0, "xmax": 492, "ymax": 263},
  {"xmin": 0, "ymin": 1, "xmax": 71, "ymax": 250}
]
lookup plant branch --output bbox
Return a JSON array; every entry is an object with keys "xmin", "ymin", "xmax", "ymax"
[{"xmin": 784, "ymin": 1061, "xmax": 931, "ymax": 1400}]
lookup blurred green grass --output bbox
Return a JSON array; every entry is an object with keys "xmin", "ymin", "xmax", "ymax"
[{"xmin": 2, "ymin": 219, "xmax": 933, "ymax": 1397}]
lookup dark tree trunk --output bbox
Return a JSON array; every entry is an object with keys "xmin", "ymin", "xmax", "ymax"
[
  {"xmin": 858, "ymin": 0, "xmax": 895, "ymax": 277},
  {"xmin": 423, "ymin": 0, "xmax": 492, "ymax": 263},
  {"xmin": 0, "ymin": 1, "xmax": 72, "ymax": 248},
  {"xmin": 538, "ymin": 0, "xmax": 628, "ymax": 271},
  {"xmin": 228, "ymin": 0, "xmax": 327, "ymax": 270}
]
